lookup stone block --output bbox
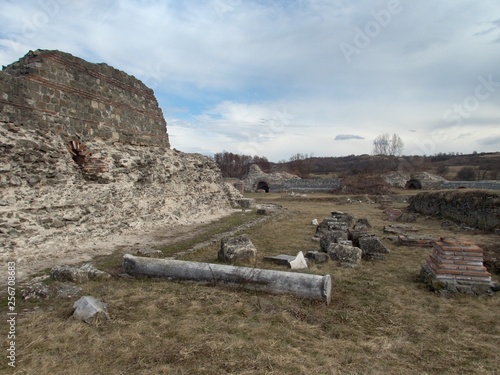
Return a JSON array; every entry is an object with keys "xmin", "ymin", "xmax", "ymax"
[
  {"xmin": 328, "ymin": 243, "xmax": 362, "ymax": 268},
  {"xmin": 359, "ymin": 236, "xmax": 390, "ymax": 260},
  {"xmin": 304, "ymin": 251, "xmax": 329, "ymax": 264},
  {"xmin": 320, "ymin": 230, "xmax": 348, "ymax": 252},
  {"xmin": 264, "ymin": 252, "xmax": 308, "ymax": 269},
  {"xmin": 136, "ymin": 248, "xmax": 163, "ymax": 258},
  {"xmin": 72, "ymin": 296, "xmax": 110, "ymax": 324},
  {"xmin": 218, "ymin": 235, "xmax": 257, "ymax": 263},
  {"xmin": 51, "ymin": 264, "xmax": 111, "ymax": 283}
]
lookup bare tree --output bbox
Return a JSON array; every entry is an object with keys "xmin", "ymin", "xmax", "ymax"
[
  {"xmin": 288, "ymin": 153, "xmax": 314, "ymax": 178},
  {"xmin": 372, "ymin": 133, "xmax": 404, "ymax": 156}
]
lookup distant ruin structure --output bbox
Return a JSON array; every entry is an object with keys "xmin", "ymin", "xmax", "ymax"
[
  {"xmin": 0, "ymin": 49, "xmax": 241, "ymax": 280},
  {"xmin": 242, "ymin": 164, "xmax": 340, "ymax": 192}
]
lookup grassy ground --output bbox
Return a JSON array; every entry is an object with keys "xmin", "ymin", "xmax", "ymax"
[{"xmin": 2, "ymin": 192, "xmax": 499, "ymax": 374}]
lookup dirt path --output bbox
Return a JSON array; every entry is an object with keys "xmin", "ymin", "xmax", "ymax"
[{"xmin": 11, "ymin": 211, "xmax": 236, "ymax": 284}]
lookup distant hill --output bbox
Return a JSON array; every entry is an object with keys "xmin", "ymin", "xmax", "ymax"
[{"xmin": 275, "ymin": 152, "xmax": 500, "ymax": 181}]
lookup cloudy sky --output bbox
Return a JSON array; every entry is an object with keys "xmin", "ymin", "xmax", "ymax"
[{"xmin": 1, "ymin": 0, "xmax": 499, "ymax": 161}]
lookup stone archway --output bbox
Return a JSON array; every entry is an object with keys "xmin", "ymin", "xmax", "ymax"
[
  {"xmin": 256, "ymin": 181, "xmax": 270, "ymax": 193},
  {"xmin": 405, "ymin": 179, "xmax": 422, "ymax": 190}
]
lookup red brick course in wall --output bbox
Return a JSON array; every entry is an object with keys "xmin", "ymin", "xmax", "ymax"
[
  {"xmin": 421, "ymin": 237, "xmax": 494, "ymax": 294},
  {"xmin": 0, "ymin": 49, "xmax": 169, "ymax": 147}
]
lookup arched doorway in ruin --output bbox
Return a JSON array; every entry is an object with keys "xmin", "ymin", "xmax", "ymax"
[
  {"xmin": 256, "ymin": 181, "xmax": 270, "ymax": 193},
  {"xmin": 405, "ymin": 179, "xmax": 422, "ymax": 189}
]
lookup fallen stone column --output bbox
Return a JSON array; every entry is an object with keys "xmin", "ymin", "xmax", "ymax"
[{"xmin": 122, "ymin": 254, "xmax": 332, "ymax": 304}]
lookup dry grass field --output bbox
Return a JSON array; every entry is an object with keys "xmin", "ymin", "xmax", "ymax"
[{"xmin": 2, "ymin": 191, "xmax": 499, "ymax": 374}]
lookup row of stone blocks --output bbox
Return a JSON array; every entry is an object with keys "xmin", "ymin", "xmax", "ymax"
[
  {"xmin": 309, "ymin": 211, "xmax": 390, "ymax": 268},
  {"xmin": 421, "ymin": 237, "xmax": 496, "ymax": 295}
]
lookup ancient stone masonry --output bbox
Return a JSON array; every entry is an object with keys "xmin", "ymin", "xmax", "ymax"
[
  {"xmin": 0, "ymin": 49, "xmax": 168, "ymax": 147},
  {"xmin": 242, "ymin": 164, "xmax": 341, "ymax": 192},
  {"xmin": 421, "ymin": 238, "xmax": 496, "ymax": 295},
  {"xmin": 385, "ymin": 171, "xmax": 500, "ymax": 191},
  {"xmin": 0, "ymin": 50, "xmax": 243, "ymax": 280},
  {"xmin": 408, "ymin": 191, "xmax": 499, "ymax": 231}
]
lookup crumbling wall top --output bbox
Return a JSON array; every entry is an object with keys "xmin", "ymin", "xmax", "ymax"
[{"xmin": 0, "ymin": 49, "xmax": 169, "ymax": 147}]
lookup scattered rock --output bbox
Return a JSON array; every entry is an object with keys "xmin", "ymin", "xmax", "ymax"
[
  {"xmin": 51, "ymin": 264, "xmax": 111, "ymax": 283},
  {"xmin": 348, "ymin": 228, "xmax": 373, "ymax": 247},
  {"xmin": 328, "ymin": 243, "xmax": 362, "ymax": 268},
  {"xmin": 384, "ymin": 208, "xmax": 402, "ymax": 221},
  {"xmin": 218, "ymin": 235, "xmax": 257, "ymax": 263},
  {"xmin": 396, "ymin": 213, "xmax": 417, "ymax": 223},
  {"xmin": 397, "ymin": 234, "xmax": 435, "ymax": 247},
  {"xmin": 289, "ymin": 251, "xmax": 308, "ymax": 270},
  {"xmin": 359, "ymin": 236, "xmax": 390, "ymax": 260},
  {"xmin": 22, "ymin": 283, "xmax": 50, "ymax": 300},
  {"xmin": 264, "ymin": 252, "xmax": 308, "ymax": 269},
  {"xmin": 72, "ymin": 296, "xmax": 110, "ymax": 324},
  {"xmin": 55, "ymin": 283, "xmax": 82, "ymax": 299},
  {"xmin": 331, "ymin": 211, "xmax": 354, "ymax": 227},
  {"xmin": 304, "ymin": 251, "xmax": 329, "ymax": 264},
  {"xmin": 355, "ymin": 218, "xmax": 372, "ymax": 228},
  {"xmin": 235, "ymin": 198, "xmax": 255, "ymax": 208},
  {"xmin": 136, "ymin": 248, "xmax": 163, "ymax": 258},
  {"xmin": 311, "ymin": 218, "xmax": 319, "ymax": 226},
  {"xmin": 383, "ymin": 224, "xmax": 419, "ymax": 234},
  {"xmin": 320, "ymin": 230, "xmax": 348, "ymax": 252}
]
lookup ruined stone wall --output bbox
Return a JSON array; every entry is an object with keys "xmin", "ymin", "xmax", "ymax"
[
  {"xmin": 270, "ymin": 178, "xmax": 341, "ymax": 192},
  {"xmin": 408, "ymin": 191, "xmax": 499, "ymax": 231},
  {"xmin": 0, "ymin": 49, "xmax": 168, "ymax": 147},
  {"xmin": 442, "ymin": 181, "xmax": 500, "ymax": 190},
  {"xmin": 0, "ymin": 50, "xmax": 241, "ymax": 280}
]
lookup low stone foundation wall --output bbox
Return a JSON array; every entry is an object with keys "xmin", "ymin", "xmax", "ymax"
[
  {"xmin": 408, "ymin": 191, "xmax": 499, "ymax": 231},
  {"xmin": 270, "ymin": 178, "xmax": 341, "ymax": 192},
  {"xmin": 442, "ymin": 181, "xmax": 500, "ymax": 190}
]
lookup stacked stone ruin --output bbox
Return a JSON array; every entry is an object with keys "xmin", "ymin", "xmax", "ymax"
[
  {"xmin": 0, "ymin": 49, "xmax": 243, "ymax": 280},
  {"xmin": 308, "ymin": 211, "xmax": 389, "ymax": 267},
  {"xmin": 421, "ymin": 238, "xmax": 495, "ymax": 295}
]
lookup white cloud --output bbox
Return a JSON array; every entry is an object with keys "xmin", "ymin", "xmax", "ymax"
[{"xmin": 1, "ymin": 0, "xmax": 499, "ymax": 161}]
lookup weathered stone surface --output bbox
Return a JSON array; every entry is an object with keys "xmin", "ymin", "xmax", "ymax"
[
  {"xmin": 421, "ymin": 238, "xmax": 496, "ymax": 295},
  {"xmin": 355, "ymin": 218, "xmax": 372, "ymax": 228},
  {"xmin": 408, "ymin": 191, "xmax": 499, "ymax": 231},
  {"xmin": 264, "ymin": 254, "xmax": 295, "ymax": 266},
  {"xmin": 328, "ymin": 243, "xmax": 362, "ymax": 268},
  {"xmin": 136, "ymin": 248, "xmax": 163, "ymax": 258},
  {"xmin": 384, "ymin": 208, "xmax": 403, "ymax": 221},
  {"xmin": 289, "ymin": 251, "xmax": 308, "ymax": 270},
  {"xmin": 331, "ymin": 211, "xmax": 354, "ymax": 227},
  {"xmin": 384, "ymin": 171, "xmax": 447, "ymax": 189},
  {"xmin": 55, "ymin": 283, "xmax": 82, "ymax": 299},
  {"xmin": 320, "ymin": 230, "xmax": 348, "ymax": 252},
  {"xmin": 22, "ymin": 282, "xmax": 50, "ymax": 300},
  {"xmin": 314, "ymin": 217, "xmax": 350, "ymax": 238},
  {"xmin": 396, "ymin": 213, "xmax": 417, "ymax": 223},
  {"xmin": 359, "ymin": 236, "xmax": 390, "ymax": 260},
  {"xmin": 348, "ymin": 229, "xmax": 373, "ymax": 247},
  {"xmin": 51, "ymin": 264, "xmax": 111, "ymax": 283},
  {"xmin": 397, "ymin": 234, "xmax": 435, "ymax": 247},
  {"xmin": 218, "ymin": 235, "xmax": 257, "ymax": 263},
  {"xmin": 0, "ymin": 50, "xmax": 245, "ymax": 281},
  {"xmin": 383, "ymin": 224, "xmax": 419, "ymax": 234},
  {"xmin": 72, "ymin": 296, "xmax": 110, "ymax": 323},
  {"xmin": 304, "ymin": 251, "xmax": 329, "ymax": 264},
  {"xmin": 235, "ymin": 198, "xmax": 255, "ymax": 209},
  {"xmin": 123, "ymin": 254, "xmax": 332, "ymax": 304},
  {"xmin": 263, "ymin": 252, "xmax": 308, "ymax": 269}
]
